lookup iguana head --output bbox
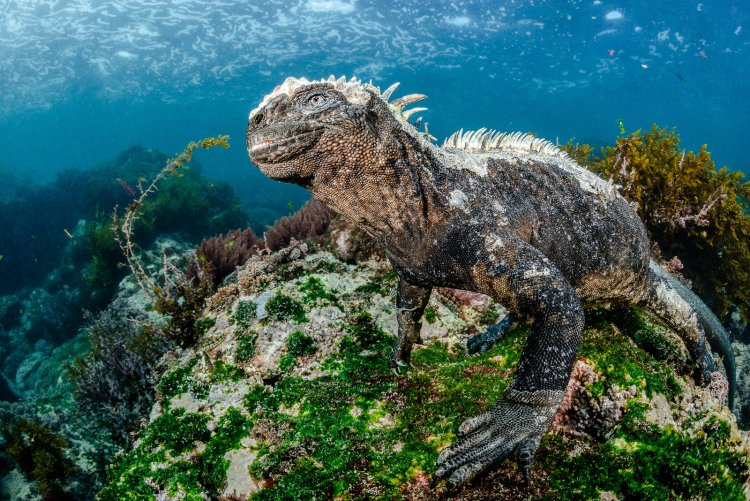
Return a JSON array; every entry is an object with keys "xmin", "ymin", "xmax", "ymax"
[{"xmin": 246, "ymin": 76, "xmax": 430, "ymax": 185}]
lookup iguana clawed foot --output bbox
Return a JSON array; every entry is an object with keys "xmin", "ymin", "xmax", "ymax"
[{"xmin": 432, "ymin": 389, "xmax": 563, "ymax": 490}]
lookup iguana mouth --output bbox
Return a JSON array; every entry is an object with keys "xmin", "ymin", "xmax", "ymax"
[{"xmin": 247, "ymin": 124, "xmax": 324, "ymax": 164}]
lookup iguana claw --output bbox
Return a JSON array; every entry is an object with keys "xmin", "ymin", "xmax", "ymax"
[{"xmin": 432, "ymin": 389, "xmax": 563, "ymax": 488}]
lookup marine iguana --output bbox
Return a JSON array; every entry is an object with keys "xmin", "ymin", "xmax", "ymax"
[{"xmin": 246, "ymin": 75, "xmax": 736, "ymax": 489}]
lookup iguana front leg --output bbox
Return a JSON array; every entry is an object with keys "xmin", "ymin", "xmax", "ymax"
[
  {"xmin": 389, "ymin": 277, "xmax": 432, "ymax": 369},
  {"xmin": 433, "ymin": 240, "xmax": 584, "ymax": 488}
]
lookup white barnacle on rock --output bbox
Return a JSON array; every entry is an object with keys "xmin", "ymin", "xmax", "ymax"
[{"xmin": 448, "ymin": 189, "xmax": 470, "ymax": 212}]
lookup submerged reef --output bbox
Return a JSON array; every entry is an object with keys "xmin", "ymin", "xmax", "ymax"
[
  {"xmin": 99, "ymin": 240, "xmax": 749, "ymax": 500},
  {"xmin": 0, "ymin": 145, "xmax": 251, "ymax": 400}
]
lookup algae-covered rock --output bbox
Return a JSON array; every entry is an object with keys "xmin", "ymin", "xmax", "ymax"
[{"xmin": 100, "ymin": 248, "xmax": 750, "ymax": 500}]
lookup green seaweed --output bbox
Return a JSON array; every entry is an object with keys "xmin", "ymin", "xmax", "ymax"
[
  {"xmin": 236, "ymin": 330, "xmax": 258, "ymax": 362},
  {"xmin": 248, "ymin": 312, "xmax": 525, "ymax": 499},
  {"xmin": 279, "ymin": 330, "xmax": 318, "ymax": 371},
  {"xmin": 209, "ymin": 360, "xmax": 245, "ymax": 384},
  {"xmin": 298, "ymin": 275, "xmax": 339, "ymax": 306},
  {"xmin": 97, "ymin": 409, "xmax": 220, "ymax": 501},
  {"xmin": 195, "ymin": 316, "xmax": 215, "ymax": 336},
  {"xmin": 232, "ymin": 300, "xmax": 257, "ymax": 332},
  {"xmin": 543, "ymin": 402, "xmax": 747, "ymax": 500},
  {"xmin": 477, "ymin": 305, "xmax": 501, "ymax": 325},
  {"xmin": 157, "ymin": 359, "xmax": 208, "ymax": 402},
  {"xmin": 265, "ymin": 293, "xmax": 308, "ymax": 323},
  {"xmin": 142, "ymin": 408, "xmax": 211, "ymax": 454},
  {"xmin": 354, "ymin": 270, "xmax": 398, "ymax": 297},
  {"xmin": 423, "ymin": 306, "xmax": 437, "ymax": 324},
  {"xmin": 578, "ymin": 316, "xmax": 681, "ymax": 399},
  {"xmin": 198, "ymin": 407, "xmax": 253, "ymax": 496}
]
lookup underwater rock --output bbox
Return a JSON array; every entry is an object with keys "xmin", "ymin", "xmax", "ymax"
[
  {"xmin": 0, "ymin": 235, "xmax": 199, "ymax": 499},
  {"xmin": 0, "ymin": 373, "xmax": 17, "ymax": 403},
  {"xmin": 100, "ymin": 245, "xmax": 750, "ymax": 500},
  {"xmin": 734, "ymin": 340, "xmax": 750, "ymax": 427},
  {"xmin": 13, "ymin": 351, "xmax": 45, "ymax": 397}
]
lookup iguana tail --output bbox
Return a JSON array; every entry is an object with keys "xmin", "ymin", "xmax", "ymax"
[{"xmin": 646, "ymin": 260, "xmax": 736, "ymax": 410}]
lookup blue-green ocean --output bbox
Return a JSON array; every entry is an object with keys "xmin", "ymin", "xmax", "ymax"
[{"xmin": 0, "ymin": 0, "xmax": 748, "ymax": 498}]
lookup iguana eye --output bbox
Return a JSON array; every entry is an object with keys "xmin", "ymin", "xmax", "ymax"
[
  {"xmin": 300, "ymin": 92, "xmax": 333, "ymax": 112},
  {"xmin": 307, "ymin": 94, "xmax": 327, "ymax": 106}
]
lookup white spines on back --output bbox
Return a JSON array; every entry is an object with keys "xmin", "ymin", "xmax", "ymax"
[{"xmin": 443, "ymin": 129, "xmax": 568, "ymax": 159}]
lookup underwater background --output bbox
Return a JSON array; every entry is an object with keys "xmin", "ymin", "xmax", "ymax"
[{"xmin": 1, "ymin": 0, "xmax": 750, "ymax": 499}]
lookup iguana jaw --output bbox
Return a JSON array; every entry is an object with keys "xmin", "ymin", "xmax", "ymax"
[
  {"xmin": 246, "ymin": 122, "xmax": 325, "ymax": 180},
  {"xmin": 247, "ymin": 122, "xmax": 325, "ymax": 163}
]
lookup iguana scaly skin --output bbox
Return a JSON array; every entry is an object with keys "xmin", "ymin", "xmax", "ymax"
[{"xmin": 246, "ymin": 76, "xmax": 736, "ymax": 489}]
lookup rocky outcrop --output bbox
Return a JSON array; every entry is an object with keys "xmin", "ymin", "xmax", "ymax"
[{"xmin": 101, "ymin": 245, "xmax": 750, "ymax": 500}]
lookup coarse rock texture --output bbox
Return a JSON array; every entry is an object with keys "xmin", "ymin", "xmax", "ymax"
[
  {"xmin": 100, "ymin": 246, "xmax": 750, "ymax": 500},
  {"xmin": 0, "ymin": 236, "xmax": 192, "ymax": 501},
  {"xmin": 734, "ymin": 341, "xmax": 750, "ymax": 427}
]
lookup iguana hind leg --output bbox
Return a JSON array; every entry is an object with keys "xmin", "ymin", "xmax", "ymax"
[{"xmin": 643, "ymin": 264, "xmax": 717, "ymax": 384}]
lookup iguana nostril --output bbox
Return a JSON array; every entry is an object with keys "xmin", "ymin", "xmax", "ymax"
[{"xmin": 253, "ymin": 112, "xmax": 264, "ymax": 125}]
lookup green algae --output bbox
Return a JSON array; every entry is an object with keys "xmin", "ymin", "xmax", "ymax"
[
  {"xmin": 107, "ymin": 290, "xmax": 746, "ymax": 499},
  {"xmin": 195, "ymin": 316, "xmax": 215, "ymax": 336},
  {"xmin": 247, "ymin": 313, "xmax": 525, "ymax": 499},
  {"xmin": 157, "ymin": 359, "xmax": 207, "ymax": 401},
  {"xmin": 99, "ymin": 406, "xmax": 253, "ymax": 500},
  {"xmin": 156, "ymin": 360, "xmax": 198, "ymax": 400},
  {"xmin": 279, "ymin": 330, "xmax": 318, "ymax": 372},
  {"xmin": 312, "ymin": 260, "xmax": 346, "ymax": 274},
  {"xmin": 232, "ymin": 300, "xmax": 257, "ymax": 331},
  {"xmin": 141, "ymin": 408, "xmax": 211, "ymax": 454},
  {"xmin": 477, "ymin": 304, "xmax": 502, "ymax": 325},
  {"xmin": 542, "ymin": 403, "xmax": 747, "ymax": 500},
  {"xmin": 209, "ymin": 360, "xmax": 245, "ymax": 383},
  {"xmin": 286, "ymin": 330, "xmax": 317, "ymax": 358},
  {"xmin": 265, "ymin": 293, "xmax": 308, "ymax": 324},
  {"xmin": 581, "ymin": 312, "xmax": 682, "ymax": 399},
  {"xmin": 423, "ymin": 306, "xmax": 437, "ymax": 324},
  {"xmin": 353, "ymin": 269, "xmax": 398, "ymax": 297},
  {"xmin": 298, "ymin": 275, "xmax": 340, "ymax": 306},
  {"xmin": 199, "ymin": 407, "xmax": 254, "ymax": 495},
  {"xmin": 245, "ymin": 314, "xmax": 732, "ymax": 499},
  {"xmin": 236, "ymin": 330, "xmax": 258, "ymax": 362}
]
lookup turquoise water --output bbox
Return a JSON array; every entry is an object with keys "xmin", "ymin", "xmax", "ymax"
[
  {"xmin": 0, "ymin": 0, "xmax": 747, "ymax": 180},
  {"xmin": 0, "ymin": 1, "xmax": 749, "ymax": 497}
]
